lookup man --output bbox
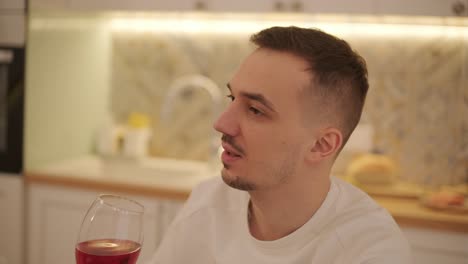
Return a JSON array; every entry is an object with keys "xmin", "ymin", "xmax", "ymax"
[{"xmin": 149, "ymin": 26, "xmax": 411, "ymax": 263}]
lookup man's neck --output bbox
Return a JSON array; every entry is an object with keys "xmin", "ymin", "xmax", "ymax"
[{"xmin": 248, "ymin": 174, "xmax": 331, "ymax": 241}]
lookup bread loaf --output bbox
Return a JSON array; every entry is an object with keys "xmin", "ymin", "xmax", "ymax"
[{"xmin": 347, "ymin": 154, "xmax": 398, "ymax": 186}]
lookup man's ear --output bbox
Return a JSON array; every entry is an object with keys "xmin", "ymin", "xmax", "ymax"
[{"xmin": 305, "ymin": 127, "xmax": 343, "ymax": 163}]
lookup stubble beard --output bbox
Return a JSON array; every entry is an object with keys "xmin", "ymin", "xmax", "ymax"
[
  {"xmin": 221, "ymin": 164, "xmax": 257, "ymax": 191},
  {"xmin": 220, "ymin": 151, "xmax": 299, "ymax": 192}
]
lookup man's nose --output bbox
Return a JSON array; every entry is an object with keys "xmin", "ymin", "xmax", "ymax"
[{"xmin": 213, "ymin": 104, "xmax": 240, "ymax": 137}]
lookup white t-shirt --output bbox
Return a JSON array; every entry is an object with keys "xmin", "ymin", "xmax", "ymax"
[{"xmin": 148, "ymin": 176, "xmax": 412, "ymax": 264}]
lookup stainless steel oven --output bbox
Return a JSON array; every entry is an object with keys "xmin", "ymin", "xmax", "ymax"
[
  {"xmin": 0, "ymin": 0, "xmax": 25, "ymax": 173},
  {"xmin": 0, "ymin": 47, "xmax": 24, "ymax": 173}
]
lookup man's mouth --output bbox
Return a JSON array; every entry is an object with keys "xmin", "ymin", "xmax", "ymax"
[
  {"xmin": 221, "ymin": 142, "xmax": 243, "ymax": 157},
  {"xmin": 220, "ymin": 141, "xmax": 244, "ymax": 165},
  {"xmin": 226, "ymin": 150, "xmax": 241, "ymax": 158},
  {"xmin": 221, "ymin": 134, "xmax": 245, "ymax": 157}
]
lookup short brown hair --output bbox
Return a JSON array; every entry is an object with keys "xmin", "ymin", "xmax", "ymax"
[{"xmin": 250, "ymin": 26, "xmax": 368, "ymax": 146}]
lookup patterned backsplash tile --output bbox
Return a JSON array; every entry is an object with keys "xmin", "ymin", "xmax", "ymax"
[{"xmin": 110, "ymin": 29, "xmax": 468, "ymax": 185}]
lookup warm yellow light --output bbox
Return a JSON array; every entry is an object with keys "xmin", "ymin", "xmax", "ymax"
[
  {"xmin": 108, "ymin": 12, "xmax": 468, "ymax": 39},
  {"xmin": 29, "ymin": 11, "xmax": 468, "ymax": 39}
]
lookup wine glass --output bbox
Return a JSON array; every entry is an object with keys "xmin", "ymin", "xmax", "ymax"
[{"xmin": 75, "ymin": 194, "xmax": 144, "ymax": 264}]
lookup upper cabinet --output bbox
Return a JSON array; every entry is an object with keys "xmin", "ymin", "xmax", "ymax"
[
  {"xmin": 285, "ymin": 0, "xmax": 376, "ymax": 14},
  {"xmin": 29, "ymin": 0, "xmax": 68, "ymax": 10},
  {"xmin": 0, "ymin": 0, "xmax": 25, "ymax": 11},
  {"xmin": 68, "ymin": 0, "xmax": 160, "ymax": 11},
  {"xmin": 0, "ymin": 0, "xmax": 26, "ymax": 9},
  {"xmin": 201, "ymin": 0, "xmax": 277, "ymax": 12},
  {"xmin": 0, "ymin": 0, "xmax": 26, "ymax": 46},
  {"xmin": 29, "ymin": 0, "xmax": 468, "ymax": 17},
  {"xmin": 207, "ymin": 0, "xmax": 375, "ymax": 14},
  {"xmin": 374, "ymin": 0, "xmax": 468, "ymax": 17}
]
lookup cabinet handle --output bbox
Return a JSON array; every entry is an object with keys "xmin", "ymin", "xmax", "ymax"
[
  {"xmin": 194, "ymin": 1, "xmax": 207, "ymax": 11},
  {"xmin": 452, "ymin": 1, "xmax": 466, "ymax": 16},
  {"xmin": 291, "ymin": 1, "xmax": 303, "ymax": 12},
  {"xmin": 274, "ymin": 1, "xmax": 286, "ymax": 12}
]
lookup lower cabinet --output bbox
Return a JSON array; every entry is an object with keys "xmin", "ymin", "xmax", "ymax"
[
  {"xmin": 26, "ymin": 183, "xmax": 184, "ymax": 264},
  {"xmin": 26, "ymin": 182, "xmax": 468, "ymax": 264},
  {"xmin": 0, "ymin": 174, "xmax": 23, "ymax": 264},
  {"xmin": 402, "ymin": 227, "xmax": 468, "ymax": 264}
]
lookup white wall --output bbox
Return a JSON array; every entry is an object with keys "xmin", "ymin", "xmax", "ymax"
[{"xmin": 24, "ymin": 14, "xmax": 112, "ymax": 170}]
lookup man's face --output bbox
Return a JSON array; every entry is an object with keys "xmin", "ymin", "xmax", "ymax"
[{"xmin": 214, "ymin": 48, "xmax": 318, "ymax": 191}]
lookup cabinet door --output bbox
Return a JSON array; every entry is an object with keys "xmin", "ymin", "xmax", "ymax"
[
  {"xmin": 29, "ymin": 0, "xmax": 68, "ymax": 10},
  {"xmin": 68, "ymin": 0, "xmax": 159, "ymax": 11},
  {"xmin": 0, "ymin": 175, "xmax": 23, "ymax": 264},
  {"xmin": 210, "ymin": 0, "xmax": 276, "ymax": 12},
  {"xmin": 27, "ymin": 183, "xmax": 161, "ymax": 264},
  {"xmin": 375, "ymin": 0, "xmax": 468, "ymax": 17},
  {"xmin": 153, "ymin": 0, "xmax": 214, "ymax": 11},
  {"xmin": 301, "ymin": 0, "xmax": 375, "ymax": 14},
  {"xmin": 0, "ymin": 13, "xmax": 25, "ymax": 46},
  {"xmin": 0, "ymin": 0, "xmax": 25, "ymax": 9},
  {"xmin": 209, "ymin": 0, "xmax": 376, "ymax": 14},
  {"xmin": 68, "ymin": 0, "xmax": 215, "ymax": 12}
]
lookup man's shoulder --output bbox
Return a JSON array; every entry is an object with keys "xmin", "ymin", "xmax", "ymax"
[
  {"xmin": 332, "ymin": 177, "xmax": 399, "ymax": 227},
  {"xmin": 330, "ymin": 177, "xmax": 411, "ymax": 262},
  {"xmin": 332, "ymin": 177, "xmax": 388, "ymax": 216},
  {"xmin": 330, "ymin": 177, "xmax": 405, "ymax": 239}
]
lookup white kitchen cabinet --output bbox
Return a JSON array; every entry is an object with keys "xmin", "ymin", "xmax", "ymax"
[
  {"xmin": 209, "ymin": 0, "xmax": 468, "ymax": 16},
  {"xmin": 28, "ymin": 0, "xmax": 468, "ymax": 17},
  {"xmin": 29, "ymin": 0, "xmax": 68, "ymax": 10},
  {"xmin": 0, "ymin": 174, "xmax": 24, "ymax": 264},
  {"xmin": 0, "ymin": 0, "xmax": 25, "ymax": 9},
  {"xmin": 375, "ymin": 0, "xmax": 468, "ymax": 17},
  {"xmin": 287, "ymin": 0, "xmax": 375, "ymax": 14},
  {"xmin": 276, "ymin": 0, "xmax": 467, "ymax": 16},
  {"xmin": 151, "ymin": 0, "xmax": 214, "ymax": 12},
  {"xmin": 0, "ymin": 0, "xmax": 25, "ymax": 47},
  {"xmin": 26, "ymin": 183, "xmax": 183, "ymax": 264},
  {"xmin": 66, "ymin": 0, "xmax": 228, "ymax": 12},
  {"xmin": 0, "ymin": 12, "xmax": 25, "ymax": 46},
  {"xmin": 209, "ymin": 0, "xmax": 278, "ymax": 12},
  {"xmin": 62, "ymin": 0, "xmax": 215, "ymax": 12},
  {"xmin": 66, "ymin": 0, "xmax": 371, "ymax": 13},
  {"xmin": 278, "ymin": 0, "xmax": 468, "ymax": 16},
  {"xmin": 207, "ymin": 0, "xmax": 375, "ymax": 13},
  {"xmin": 402, "ymin": 227, "xmax": 468, "ymax": 264},
  {"xmin": 68, "ymin": 0, "xmax": 159, "ymax": 11}
]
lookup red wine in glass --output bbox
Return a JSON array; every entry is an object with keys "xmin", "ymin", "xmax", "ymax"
[
  {"xmin": 75, "ymin": 238, "xmax": 141, "ymax": 264},
  {"xmin": 76, "ymin": 195, "xmax": 144, "ymax": 264}
]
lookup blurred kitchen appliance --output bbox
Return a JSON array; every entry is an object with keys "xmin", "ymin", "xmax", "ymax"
[
  {"xmin": 0, "ymin": 0, "xmax": 26, "ymax": 173},
  {"xmin": 0, "ymin": 2, "xmax": 26, "ymax": 263}
]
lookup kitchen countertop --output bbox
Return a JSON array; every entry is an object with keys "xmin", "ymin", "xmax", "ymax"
[
  {"xmin": 25, "ymin": 156, "xmax": 468, "ymax": 233},
  {"xmin": 25, "ymin": 155, "xmax": 214, "ymax": 200}
]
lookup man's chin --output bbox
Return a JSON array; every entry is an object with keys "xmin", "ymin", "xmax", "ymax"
[{"xmin": 221, "ymin": 171, "xmax": 256, "ymax": 191}]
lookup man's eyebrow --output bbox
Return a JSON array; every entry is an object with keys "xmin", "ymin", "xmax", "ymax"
[{"xmin": 226, "ymin": 83, "xmax": 276, "ymax": 113}]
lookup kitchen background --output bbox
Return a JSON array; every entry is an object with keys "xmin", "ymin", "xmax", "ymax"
[
  {"xmin": 0, "ymin": 1, "xmax": 466, "ymax": 264},
  {"xmin": 27, "ymin": 11, "xmax": 468, "ymax": 185}
]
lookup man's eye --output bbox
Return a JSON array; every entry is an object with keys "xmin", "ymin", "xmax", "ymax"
[
  {"xmin": 226, "ymin": 94, "xmax": 235, "ymax": 101},
  {"xmin": 249, "ymin": 107, "xmax": 262, "ymax": 116}
]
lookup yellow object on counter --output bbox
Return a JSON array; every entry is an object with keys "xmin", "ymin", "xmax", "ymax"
[
  {"xmin": 127, "ymin": 112, "xmax": 150, "ymax": 128},
  {"xmin": 346, "ymin": 153, "xmax": 398, "ymax": 186},
  {"xmin": 123, "ymin": 112, "xmax": 152, "ymax": 159}
]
